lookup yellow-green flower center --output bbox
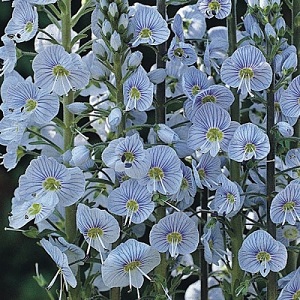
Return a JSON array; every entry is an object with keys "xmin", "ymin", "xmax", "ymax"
[
  {"xmin": 87, "ymin": 227, "xmax": 104, "ymax": 239},
  {"xmin": 53, "ymin": 65, "xmax": 70, "ymax": 77},
  {"xmin": 283, "ymin": 227, "xmax": 299, "ymax": 240},
  {"xmin": 140, "ymin": 28, "xmax": 152, "ymax": 38},
  {"xmin": 126, "ymin": 199, "xmax": 139, "ymax": 213},
  {"xmin": 244, "ymin": 143, "xmax": 256, "ymax": 153},
  {"xmin": 239, "ymin": 68, "xmax": 254, "ymax": 79},
  {"xmin": 202, "ymin": 95, "xmax": 216, "ymax": 104},
  {"xmin": 166, "ymin": 231, "xmax": 182, "ymax": 244},
  {"xmin": 198, "ymin": 168, "xmax": 206, "ymax": 180},
  {"xmin": 122, "ymin": 151, "xmax": 135, "ymax": 162},
  {"xmin": 191, "ymin": 85, "xmax": 200, "ymax": 96},
  {"xmin": 25, "ymin": 22, "xmax": 33, "ymax": 33},
  {"xmin": 292, "ymin": 290, "xmax": 300, "ymax": 300},
  {"xmin": 174, "ymin": 48, "xmax": 184, "ymax": 58},
  {"xmin": 25, "ymin": 99, "xmax": 37, "ymax": 112},
  {"xmin": 124, "ymin": 260, "xmax": 141, "ymax": 272},
  {"xmin": 28, "ymin": 203, "xmax": 42, "ymax": 216},
  {"xmin": 148, "ymin": 167, "xmax": 164, "ymax": 181},
  {"xmin": 256, "ymin": 251, "xmax": 271, "ymax": 262},
  {"xmin": 227, "ymin": 193, "xmax": 235, "ymax": 204},
  {"xmin": 206, "ymin": 127, "xmax": 223, "ymax": 142},
  {"xmin": 283, "ymin": 201, "xmax": 295, "ymax": 211},
  {"xmin": 208, "ymin": 0, "xmax": 221, "ymax": 11},
  {"xmin": 129, "ymin": 87, "xmax": 141, "ymax": 101},
  {"xmin": 43, "ymin": 177, "xmax": 61, "ymax": 191},
  {"xmin": 181, "ymin": 178, "xmax": 189, "ymax": 190}
]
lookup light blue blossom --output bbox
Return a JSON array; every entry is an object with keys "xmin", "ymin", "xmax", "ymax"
[
  {"xmin": 285, "ymin": 148, "xmax": 300, "ymax": 180},
  {"xmin": 198, "ymin": 0, "xmax": 232, "ymax": 19},
  {"xmin": 18, "ymin": 156, "xmax": 85, "ymax": 207},
  {"xmin": 40, "ymin": 238, "xmax": 77, "ymax": 294},
  {"xmin": 220, "ymin": 45, "xmax": 272, "ymax": 96},
  {"xmin": 129, "ymin": 4, "xmax": 170, "ymax": 47},
  {"xmin": 107, "ymin": 179, "xmax": 154, "ymax": 225},
  {"xmin": 184, "ymin": 85, "xmax": 234, "ymax": 121},
  {"xmin": 201, "ymin": 219, "xmax": 226, "ymax": 265},
  {"xmin": 138, "ymin": 145, "xmax": 183, "ymax": 195},
  {"xmin": 32, "ymin": 45, "xmax": 90, "ymax": 96},
  {"xmin": 5, "ymin": 0, "xmax": 38, "ymax": 42},
  {"xmin": 280, "ymin": 75, "xmax": 300, "ymax": 118},
  {"xmin": 150, "ymin": 212, "xmax": 199, "ymax": 258},
  {"xmin": 270, "ymin": 182, "xmax": 300, "ymax": 225},
  {"xmin": 182, "ymin": 66, "xmax": 209, "ymax": 101},
  {"xmin": 76, "ymin": 203, "xmax": 120, "ymax": 263},
  {"xmin": 102, "ymin": 133, "xmax": 151, "ymax": 179},
  {"xmin": 228, "ymin": 123, "xmax": 270, "ymax": 162},
  {"xmin": 188, "ymin": 103, "xmax": 239, "ymax": 157},
  {"xmin": 102, "ymin": 239, "xmax": 160, "ymax": 293},
  {"xmin": 176, "ymin": 4, "xmax": 206, "ymax": 40},
  {"xmin": 192, "ymin": 153, "xmax": 221, "ymax": 190},
  {"xmin": 209, "ymin": 174, "xmax": 244, "ymax": 218},
  {"xmin": 278, "ymin": 267, "xmax": 300, "ymax": 300},
  {"xmin": 276, "ymin": 224, "xmax": 300, "ymax": 247},
  {"xmin": 0, "ymin": 36, "xmax": 16, "ymax": 76},
  {"xmin": 238, "ymin": 230, "xmax": 287, "ymax": 277},
  {"xmin": 123, "ymin": 66, "xmax": 154, "ymax": 111}
]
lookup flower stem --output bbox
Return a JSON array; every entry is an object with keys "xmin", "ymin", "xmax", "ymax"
[
  {"xmin": 61, "ymin": 1, "xmax": 81, "ymax": 299},
  {"xmin": 227, "ymin": 1, "xmax": 244, "ymax": 299},
  {"xmin": 154, "ymin": 0, "xmax": 168, "ymax": 296}
]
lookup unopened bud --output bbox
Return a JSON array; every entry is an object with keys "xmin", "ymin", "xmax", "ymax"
[{"xmin": 110, "ymin": 31, "xmax": 122, "ymax": 51}]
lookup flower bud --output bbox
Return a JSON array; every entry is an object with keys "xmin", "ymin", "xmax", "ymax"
[
  {"xmin": 99, "ymin": 0, "xmax": 109, "ymax": 11},
  {"xmin": 250, "ymin": 23, "xmax": 264, "ymax": 43},
  {"xmin": 118, "ymin": 13, "xmax": 129, "ymax": 33},
  {"xmin": 67, "ymin": 102, "xmax": 92, "ymax": 114},
  {"xmin": 282, "ymin": 52, "xmax": 297, "ymax": 76},
  {"xmin": 127, "ymin": 51, "xmax": 143, "ymax": 70},
  {"xmin": 264, "ymin": 23, "xmax": 277, "ymax": 43},
  {"xmin": 108, "ymin": 2, "xmax": 119, "ymax": 20},
  {"xmin": 108, "ymin": 107, "xmax": 122, "ymax": 127},
  {"xmin": 275, "ymin": 17, "xmax": 286, "ymax": 37},
  {"xmin": 148, "ymin": 68, "xmax": 166, "ymax": 84},
  {"xmin": 110, "ymin": 31, "xmax": 122, "ymax": 52},
  {"xmin": 102, "ymin": 20, "xmax": 112, "ymax": 38},
  {"xmin": 277, "ymin": 122, "xmax": 294, "ymax": 137}
]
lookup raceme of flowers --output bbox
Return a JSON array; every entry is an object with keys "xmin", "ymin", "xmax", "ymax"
[{"xmin": 1, "ymin": 0, "xmax": 300, "ymax": 299}]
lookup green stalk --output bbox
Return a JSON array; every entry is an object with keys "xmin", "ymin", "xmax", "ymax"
[
  {"xmin": 61, "ymin": 1, "xmax": 80, "ymax": 299},
  {"xmin": 293, "ymin": 0, "xmax": 300, "ymax": 146},
  {"xmin": 109, "ymin": 50, "xmax": 125, "ymax": 300},
  {"xmin": 227, "ymin": 1, "xmax": 244, "ymax": 299},
  {"xmin": 153, "ymin": 0, "xmax": 168, "ymax": 296}
]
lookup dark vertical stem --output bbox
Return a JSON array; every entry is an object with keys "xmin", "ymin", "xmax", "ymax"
[
  {"xmin": 227, "ymin": 1, "xmax": 244, "ymax": 299},
  {"xmin": 266, "ymin": 30, "xmax": 277, "ymax": 300},
  {"xmin": 154, "ymin": 0, "xmax": 168, "ymax": 295},
  {"xmin": 200, "ymin": 189, "xmax": 208, "ymax": 300},
  {"xmin": 293, "ymin": 0, "xmax": 300, "ymax": 146}
]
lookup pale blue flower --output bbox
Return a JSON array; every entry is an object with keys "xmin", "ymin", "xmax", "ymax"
[
  {"xmin": 5, "ymin": 0, "xmax": 38, "ymax": 42},
  {"xmin": 192, "ymin": 153, "xmax": 221, "ymax": 190},
  {"xmin": 280, "ymin": 75, "xmax": 300, "ymax": 118},
  {"xmin": 32, "ymin": 45, "xmax": 90, "ymax": 96},
  {"xmin": 278, "ymin": 268, "xmax": 300, "ymax": 300},
  {"xmin": 184, "ymin": 85, "xmax": 234, "ymax": 121},
  {"xmin": 150, "ymin": 212, "xmax": 199, "ymax": 257},
  {"xmin": 130, "ymin": 4, "xmax": 170, "ymax": 47},
  {"xmin": 0, "ymin": 36, "xmax": 16, "ymax": 76},
  {"xmin": 40, "ymin": 238, "xmax": 77, "ymax": 292},
  {"xmin": 285, "ymin": 148, "xmax": 300, "ymax": 180},
  {"xmin": 18, "ymin": 156, "xmax": 85, "ymax": 207},
  {"xmin": 270, "ymin": 182, "xmax": 300, "ymax": 225},
  {"xmin": 182, "ymin": 66, "xmax": 209, "ymax": 101},
  {"xmin": 201, "ymin": 219, "xmax": 226, "ymax": 265},
  {"xmin": 176, "ymin": 4, "xmax": 206, "ymax": 40},
  {"xmin": 107, "ymin": 179, "xmax": 154, "ymax": 225},
  {"xmin": 102, "ymin": 239, "xmax": 160, "ymax": 291},
  {"xmin": 220, "ymin": 45, "xmax": 272, "ymax": 96},
  {"xmin": 123, "ymin": 66, "xmax": 153, "ymax": 111},
  {"xmin": 209, "ymin": 174, "xmax": 244, "ymax": 218},
  {"xmin": 138, "ymin": 145, "xmax": 183, "ymax": 195},
  {"xmin": 102, "ymin": 133, "xmax": 151, "ymax": 179},
  {"xmin": 238, "ymin": 230, "xmax": 287, "ymax": 277},
  {"xmin": 228, "ymin": 123, "xmax": 270, "ymax": 162},
  {"xmin": 198, "ymin": 0, "xmax": 232, "ymax": 19},
  {"xmin": 276, "ymin": 224, "xmax": 300, "ymax": 247},
  {"xmin": 188, "ymin": 103, "xmax": 239, "ymax": 157},
  {"xmin": 76, "ymin": 203, "xmax": 120, "ymax": 263}
]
